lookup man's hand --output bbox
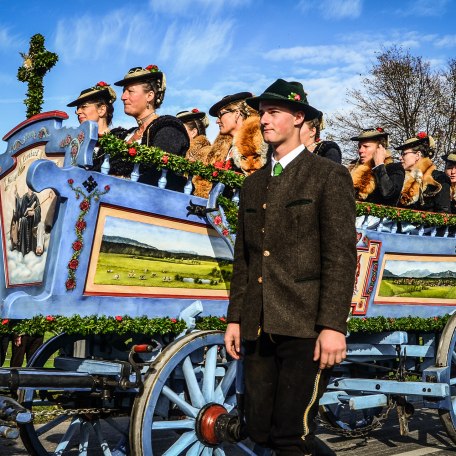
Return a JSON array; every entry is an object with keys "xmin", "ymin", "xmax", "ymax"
[
  {"xmin": 313, "ymin": 328, "xmax": 346, "ymax": 369},
  {"xmin": 14, "ymin": 335, "xmax": 22, "ymax": 347},
  {"xmin": 224, "ymin": 322, "xmax": 241, "ymax": 360},
  {"xmin": 373, "ymin": 143, "xmax": 387, "ymax": 167}
]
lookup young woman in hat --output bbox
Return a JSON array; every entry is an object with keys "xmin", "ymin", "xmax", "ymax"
[
  {"xmin": 113, "ymin": 65, "xmax": 189, "ymax": 190},
  {"xmin": 443, "ymin": 152, "xmax": 456, "ymax": 214},
  {"xmin": 67, "ymin": 81, "xmax": 117, "ymax": 170},
  {"xmin": 397, "ymin": 132, "xmax": 450, "ymax": 213},
  {"xmin": 206, "ymin": 92, "xmax": 270, "ymax": 176},
  {"xmin": 348, "ymin": 128, "xmax": 405, "ymax": 206},
  {"xmin": 300, "ymin": 112, "xmax": 342, "ymax": 163},
  {"xmin": 175, "ymin": 109, "xmax": 212, "ymax": 197}
]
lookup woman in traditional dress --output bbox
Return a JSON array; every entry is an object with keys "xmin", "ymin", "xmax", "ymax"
[{"xmin": 443, "ymin": 151, "xmax": 456, "ymax": 214}]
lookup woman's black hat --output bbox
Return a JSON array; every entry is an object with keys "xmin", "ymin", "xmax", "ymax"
[
  {"xmin": 394, "ymin": 132, "xmax": 435, "ymax": 150},
  {"xmin": 209, "ymin": 92, "xmax": 253, "ymax": 117},
  {"xmin": 67, "ymin": 81, "xmax": 117, "ymax": 107},
  {"xmin": 114, "ymin": 65, "xmax": 165, "ymax": 87},
  {"xmin": 245, "ymin": 79, "xmax": 320, "ymax": 119},
  {"xmin": 350, "ymin": 127, "xmax": 389, "ymax": 142}
]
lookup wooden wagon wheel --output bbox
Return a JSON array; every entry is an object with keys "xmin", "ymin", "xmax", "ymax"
[
  {"xmin": 18, "ymin": 333, "xmax": 130, "ymax": 456},
  {"xmin": 130, "ymin": 330, "xmax": 256, "ymax": 455},
  {"xmin": 436, "ymin": 312, "xmax": 456, "ymax": 444}
]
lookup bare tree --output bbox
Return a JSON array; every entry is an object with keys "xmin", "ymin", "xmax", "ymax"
[{"xmin": 329, "ymin": 46, "xmax": 455, "ymax": 165}]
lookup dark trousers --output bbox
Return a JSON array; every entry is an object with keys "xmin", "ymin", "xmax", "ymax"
[
  {"xmin": 10, "ymin": 335, "xmax": 44, "ymax": 367},
  {"xmin": 243, "ymin": 332, "xmax": 331, "ymax": 456},
  {"xmin": 0, "ymin": 335, "xmax": 11, "ymax": 366}
]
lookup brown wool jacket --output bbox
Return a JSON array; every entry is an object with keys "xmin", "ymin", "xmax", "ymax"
[{"xmin": 227, "ymin": 149, "xmax": 357, "ymax": 340}]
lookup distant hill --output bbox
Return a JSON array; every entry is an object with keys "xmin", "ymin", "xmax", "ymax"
[
  {"xmin": 399, "ymin": 268, "xmax": 432, "ymax": 278},
  {"xmin": 103, "ymin": 235, "xmax": 157, "ymax": 250},
  {"xmin": 382, "ymin": 269, "xmax": 398, "ymax": 278},
  {"xmin": 426, "ymin": 270, "xmax": 456, "ymax": 279}
]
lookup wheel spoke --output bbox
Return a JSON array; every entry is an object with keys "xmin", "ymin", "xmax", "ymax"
[
  {"xmin": 152, "ymin": 418, "xmax": 195, "ymax": 430},
  {"xmin": 214, "ymin": 360, "xmax": 236, "ymax": 404},
  {"xmin": 186, "ymin": 441, "xmax": 204, "ymax": 455},
  {"xmin": 78, "ymin": 421, "xmax": 91, "ymax": 456},
  {"xmin": 162, "ymin": 431, "xmax": 198, "ymax": 456},
  {"xmin": 36, "ymin": 413, "xmax": 70, "ymax": 436},
  {"xmin": 162, "ymin": 385, "xmax": 199, "ymax": 418},
  {"xmin": 92, "ymin": 419, "xmax": 114, "ymax": 456},
  {"xmin": 53, "ymin": 416, "xmax": 82, "ymax": 456},
  {"xmin": 236, "ymin": 441, "xmax": 261, "ymax": 455},
  {"xmin": 183, "ymin": 355, "xmax": 206, "ymax": 408},
  {"xmin": 202, "ymin": 345, "xmax": 218, "ymax": 402},
  {"xmin": 202, "ymin": 446, "xmax": 213, "ymax": 455},
  {"xmin": 214, "ymin": 447, "xmax": 226, "ymax": 456}
]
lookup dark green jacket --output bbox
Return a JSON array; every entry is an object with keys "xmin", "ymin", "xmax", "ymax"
[{"xmin": 228, "ymin": 150, "xmax": 357, "ymax": 340}]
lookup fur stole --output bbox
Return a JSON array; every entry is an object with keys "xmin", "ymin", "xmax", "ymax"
[
  {"xmin": 205, "ymin": 133, "xmax": 234, "ymax": 165},
  {"xmin": 451, "ymin": 183, "xmax": 456, "ymax": 203},
  {"xmin": 400, "ymin": 157, "xmax": 441, "ymax": 206},
  {"xmin": 231, "ymin": 116, "xmax": 269, "ymax": 175},
  {"xmin": 185, "ymin": 135, "xmax": 211, "ymax": 162},
  {"xmin": 348, "ymin": 154, "xmax": 393, "ymax": 200}
]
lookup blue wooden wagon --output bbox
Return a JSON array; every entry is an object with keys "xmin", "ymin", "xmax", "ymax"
[{"xmin": 1, "ymin": 112, "xmax": 456, "ymax": 454}]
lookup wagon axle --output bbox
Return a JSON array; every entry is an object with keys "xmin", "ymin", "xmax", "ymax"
[{"xmin": 195, "ymin": 402, "xmax": 245, "ymax": 445}]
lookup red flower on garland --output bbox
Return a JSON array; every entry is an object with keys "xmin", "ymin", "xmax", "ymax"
[
  {"xmin": 80, "ymin": 200, "xmax": 90, "ymax": 211},
  {"xmin": 212, "ymin": 171, "xmax": 218, "ymax": 177},
  {"xmin": 72, "ymin": 240, "xmax": 83, "ymax": 251},
  {"xmin": 366, "ymin": 206, "xmax": 371, "ymax": 213},
  {"xmin": 219, "ymin": 317, "xmax": 226, "ymax": 322},
  {"xmin": 115, "ymin": 315, "xmax": 123, "ymax": 322},
  {"xmin": 222, "ymin": 229, "xmax": 229, "ymax": 236},
  {"xmin": 1, "ymin": 319, "xmax": 9, "ymax": 325},
  {"xmin": 417, "ymin": 131, "xmax": 427, "ymax": 139},
  {"xmin": 191, "ymin": 108, "xmax": 199, "ymax": 113},
  {"xmin": 68, "ymin": 259, "xmax": 79, "ymax": 270},
  {"xmin": 170, "ymin": 318, "xmax": 177, "ymax": 323},
  {"xmin": 68, "ymin": 179, "xmax": 74, "ymax": 185},
  {"xmin": 214, "ymin": 161, "xmax": 224, "ymax": 169},
  {"xmin": 213, "ymin": 215, "xmax": 222, "ymax": 225},
  {"xmin": 128, "ymin": 147, "xmax": 137, "ymax": 157},
  {"xmin": 145, "ymin": 64, "xmax": 159, "ymax": 72},
  {"xmin": 96, "ymin": 81, "xmax": 108, "ymax": 87},
  {"xmin": 104, "ymin": 185, "xmax": 110, "ymax": 191},
  {"xmin": 421, "ymin": 213, "xmax": 427, "ymax": 219},
  {"xmin": 65, "ymin": 279, "xmax": 76, "ymax": 290},
  {"xmin": 46, "ymin": 315, "xmax": 55, "ymax": 322},
  {"xmin": 76, "ymin": 220, "xmax": 87, "ymax": 232},
  {"xmin": 162, "ymin": 155, "xmax": 169, "ymax": 164}
]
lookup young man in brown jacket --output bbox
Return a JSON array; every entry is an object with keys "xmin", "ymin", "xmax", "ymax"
[{"xmin": 224, "ymin": 79, "xmax": 357, "ymax": 455}]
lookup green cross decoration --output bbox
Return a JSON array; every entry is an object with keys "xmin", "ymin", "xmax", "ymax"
[{"xmin": 17, "ymin": 34, "xmax": 59, "ymax": 118}]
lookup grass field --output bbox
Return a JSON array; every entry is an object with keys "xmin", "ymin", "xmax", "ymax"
[
  {"xmin": 379, "ymin": 280, "xmax": 456, "ymax": 299},
  {"xmin": 94, "ymin": 252, "xmax": 232, "ymax": 289}
]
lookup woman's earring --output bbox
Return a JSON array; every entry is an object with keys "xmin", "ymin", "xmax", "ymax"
[{"xmin": 146, "ymin": 102, "xmax": 150, "ymax": 110}]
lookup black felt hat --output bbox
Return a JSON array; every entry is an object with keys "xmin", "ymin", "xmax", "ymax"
[
  {"xmin": 443, "ymin": 152, "xmax": 456, "ymax": 163},
  {"xmin": 350, "ymin": 127, "xmax": 389, "ymax": 142},
  {"xmin": 176, "ymin": 109, "xmax": 207, "ymax": 123},
  {"xmin": 67, "ymin": 81, "xmax": 117, "ymax": 107},
  {"xmin": 209, "ymin": 92, "xmax": 253, "ymax": 117},
  {"xmin": 394, "ymin": 132, "xmax": 435, "ymax": 151},
  {"xmin": 245, "ymin": 79, "xmax": 320, "ymax": 119},
  {"xmin": 114, "ymin": 65, "xmax": 165, "ymax": 87}
]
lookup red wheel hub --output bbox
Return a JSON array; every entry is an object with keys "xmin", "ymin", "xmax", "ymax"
[{"xmin": 195, "ymin": 403, "xmax": 228, "ymax": 445}]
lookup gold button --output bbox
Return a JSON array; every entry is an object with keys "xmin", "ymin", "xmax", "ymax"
[
  {"xmin": 262, "ymin": 203, "xmax": 267, "ymax": 209},
  {"xmin": 263, "ymin": 250, "xmax": 270, "ymax": 257},
  {"xmin": 258, "ymin": 276, "xmax": 263, "ymax": 283},
  {"xmin": 261, "ymin": 227, "xmax": 265, "ymax": 233}
]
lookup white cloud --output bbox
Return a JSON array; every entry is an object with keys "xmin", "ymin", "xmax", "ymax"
[
  {"xmin": 403, "ymin": 0, "xmax": 450, "ymax": 16},
  {"xmin": 434, "ymin": 35, "xmax": 456, "ymax": 48},
  {"xmin": 298, "ymin": 0, "xmax": 363, "ymax": 19},
  {"xmin": 148, "ymin": 0, "xmax": 251, "ymax": 15},
  {"xmin": 159, "ymin": 19, "xmax": 234, "ymax": 75},
  {"xmin": 0, "ymin": 26, "xmax": 21, "ymax": 51},
  {"xmin": 54, "ymin": 11, "xmax": 153, "ymax": 63}
]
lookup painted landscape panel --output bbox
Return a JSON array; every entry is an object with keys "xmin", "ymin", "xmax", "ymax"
[
  {"xmin": 375, "ymin": 253, "xmax": 456, "ymax": 305},
  {"xmin": 85, "ymin": 206, "xmax": 233, "ymax": 298}
]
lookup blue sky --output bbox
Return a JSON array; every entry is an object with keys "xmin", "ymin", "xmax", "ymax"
[{"xmin": 1, "ymin": 0, "xmax": 456, "ymax": 142}]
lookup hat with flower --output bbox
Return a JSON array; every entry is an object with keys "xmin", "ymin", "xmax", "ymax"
[
  {"xmin": 443, "ymin": 151, "xmax": 456, "ymax": 164},
  {"xmin": 244, "ymin": 79, "xmax": 321, "ymax": 119},
  {"xmin": 350, "ymin": 127, "xmax": 389, "ymax": 142},
  {"xmin": 394, "ymin": 131, "xmax": 435, "ymax": 151},
  {"xmin": 67, "ymin": 81, "xmax": 117, "ymax": 107},
  {"xmin": 176, "ymin": 109, "xmax": 209, "ymax": 128},
  {"xmin": 114, "ymin": 65, "xmax": 166, "ymax": 91},
  {"xmin": 209, "ymin": 92, "xmax": 253, "ymax": 117}
]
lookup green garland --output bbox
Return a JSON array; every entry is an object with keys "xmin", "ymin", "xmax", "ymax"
[
  {"xmin": 17, "ymin": 34, "xmax": 58, "ymax": 118},
  {"xmin": 98, "ymin": 134, "xmax": 245, "ymax": 189},
  {"xmin": 98, "ymin": 134, "xmax": 456, "ymax": 231},
  {"xmin": 0, "ymin": 314, "xmax": 451, "ymax": 336}
]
